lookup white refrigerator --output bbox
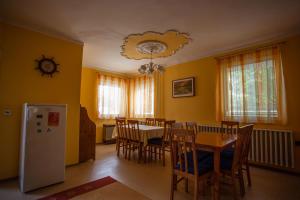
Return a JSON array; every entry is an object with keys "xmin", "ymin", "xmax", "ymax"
[{"xmin": 19, "ymin": 103, "xmax": 67, "ymax": 192}]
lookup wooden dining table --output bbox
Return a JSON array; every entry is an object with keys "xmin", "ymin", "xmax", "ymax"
[{"xmin": 195, "ymin": 132, "xmax": 237, "ymax": 200}]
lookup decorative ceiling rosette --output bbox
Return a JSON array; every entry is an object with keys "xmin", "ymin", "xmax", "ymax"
[{"xmin": 121, "ymin": 30, "xmax": 191, "ymax": 60}]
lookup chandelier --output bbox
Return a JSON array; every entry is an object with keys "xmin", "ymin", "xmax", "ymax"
[{"xmin": 137, "ymin": 41, "xmax": 166, "ymax": 75}]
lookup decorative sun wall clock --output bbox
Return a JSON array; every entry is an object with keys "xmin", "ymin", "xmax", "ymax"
[{"xmin": 35, "ymin": 55, "xmax": 60, "ymax": 77}]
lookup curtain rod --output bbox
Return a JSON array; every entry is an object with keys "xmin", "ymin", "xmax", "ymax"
[{"xmin": 214, "ymin": 41, "xmax": 286, "ymax": 60}]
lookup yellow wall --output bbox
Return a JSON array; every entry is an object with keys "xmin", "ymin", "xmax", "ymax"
[
  {"xmin": 80, "ymin": 67, "xmax": 130, "ymax": 143},
  {"xmin": 163, "ymin": 35, "xmax": 300, "ymax": 172},
  {"xmin": 0, "ymin": 23, "xmax": 83, "ymax": 180},
  {"xmin": 164, "ymin": 57, "xmax": 218, "ymax": 124}
]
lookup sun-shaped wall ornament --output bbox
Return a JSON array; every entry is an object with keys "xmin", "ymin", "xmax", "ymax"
[
  {"xmin": 35, "ymin": 55, "xmax": 60, "ymax": 77},
  {"xmin": 121, "ymin": 30, "xmax": 191, "ymax": 60}
]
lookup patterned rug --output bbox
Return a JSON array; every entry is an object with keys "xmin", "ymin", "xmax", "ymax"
[{"xmin": 38, "ymin": 176, "xmax": 149, "ymax": 200}]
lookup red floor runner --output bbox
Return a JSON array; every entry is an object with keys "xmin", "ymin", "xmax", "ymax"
[{"xmin": 38, "ymin": 176, "xmax": 116, "ymax": 200}]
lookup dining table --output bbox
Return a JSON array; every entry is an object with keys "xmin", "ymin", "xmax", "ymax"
[
  {"xmin": 195, "ymin": 132, "xmax": 237, "ymax": 200},
  {"xmin": 111, "ymin": 124, "xmax": 164, "ymax": 146}
]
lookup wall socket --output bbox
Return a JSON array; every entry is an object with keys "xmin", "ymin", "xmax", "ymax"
[{"xmin": 3, "ymin": 109, "xmax": 12, "ymax": 116}]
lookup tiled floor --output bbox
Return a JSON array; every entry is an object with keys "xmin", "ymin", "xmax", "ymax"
[{"xmin": 1, "ymin": 144, "xmax": 300, "ymax": 200}]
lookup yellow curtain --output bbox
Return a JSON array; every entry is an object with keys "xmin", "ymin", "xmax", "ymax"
[
  {"xmin": 97, "ymin": 74, "xmax": 128, "ymax": 119},
  {"xmin": 217, "ymin": 46, "xmax": 287, "ymax": 124},
  {"xmin": 129, "ymin": 75, "xmax": 154, "ymax": 118},
  {"xmin": 154, "ymin": 71, "xmax": 164, "ymax": 118}
]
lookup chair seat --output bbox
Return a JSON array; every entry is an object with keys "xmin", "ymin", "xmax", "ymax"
[
  {"xmin": 175, "ymin": 156, "xmax": 213, "ymax": 175},
  {"xmin": 221, "ymin": 147, "xmax": 234, "ymax": 159},
  {"xmin": 221, "ymin": 155, "xmax": 233, "ymax": 170},
  {"xmin": 220, "ymin": 147, "xmax": 235, "ymax": 170},
  {"xmin": 148, "ymin": 137, "xmax": 163, "ymax": 145},
  {"xmin": 186, "ymin": 150, "xmax": 213, "ymax": 162}
]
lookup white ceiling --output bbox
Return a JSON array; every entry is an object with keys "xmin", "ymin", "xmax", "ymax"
[{"xmin": 1, "ymin": 0, "xmax": 300, "ymax": 74}]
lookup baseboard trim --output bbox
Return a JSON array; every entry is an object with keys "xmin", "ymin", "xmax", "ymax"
[
  {"xmin": 0, "ymin": 176, "xmax": 18, "ymax": 183},
  {"xmin": 249, "ymin": 163, "xmax": 300, "ymax": 176}
]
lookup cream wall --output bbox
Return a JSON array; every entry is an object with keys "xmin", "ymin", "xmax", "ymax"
[
  {"xmin": 163, "ymin": 35, "xmax": 300, "ymax": 172},
  {"xmin": 0, "ymin": 23, "xmax": 83, "ymax": 180}
]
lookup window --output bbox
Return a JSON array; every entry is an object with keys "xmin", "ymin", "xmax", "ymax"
[
  {"xmin": 219, "ymin": 46, "xmax": 286, "ymax": 124},
  {"xmin": 97, "ymin": 73, "xmax": 160, "ymax": 119},
  {"xmin": 98, "ymin": 85, "xmax": 122, "ymax": 115},
  {"xmin": 97, "ymin": 75, "xmax": 127, "ymax": 119},
  {"xmin": 129, "ymin": 76, "xmax": 154, "ymax": 118}
]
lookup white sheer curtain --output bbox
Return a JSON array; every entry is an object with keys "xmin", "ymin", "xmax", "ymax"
[
  {"xmin": 218, "ymin": 46, "xmax": 286, "ymax": 124},
  {"xmin": 129, "ymin": 75, "xmax": 154, "ymax": 118},
  {"xmin": 97, "ymin": 74, "xmax": 127, "ymax": 119}
]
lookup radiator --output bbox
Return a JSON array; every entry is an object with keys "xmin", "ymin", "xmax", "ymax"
[
  {"xmin": 198, "ymin": 124, "xmax": 295, "ymax": 169},
  {"xmin": 103, "ymin": 124, "xmax": 116, "ymax": 144}
]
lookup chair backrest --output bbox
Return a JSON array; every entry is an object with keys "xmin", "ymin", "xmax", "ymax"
[
  {"xmin": 232, "ymin": 124, "xmax": 252, "ymax": 170},
  {"xmin": 116, "ymin": 118, "xmax": 127, "ymax": 139},
  {"xmin": 145, "ymin": 118, "xmax": 155, "ymax": 126},
  {"xmin": 173, "ymin": 122, "xmax": 184, "ymax": 129},
  {"xmin": 186, "ymin": 121, "xmax": 198, "ymax": 133},
  {"xmin": 242, "ymin": 124, "xmax": 254, "ymax": 163},
  {"xmin": 127, "ymin": 120, "xmax": 141, "ymax": 142},
  {"xmin": 163, "ymin": 120, "xmax": 176, "ymax": 142},
  {"xmin": 221, "ymin": 120, "xmax": 239, "ymax": 134},
  {"xmin": 155, "ymin": 118, "xmax": 166, "ymax": 127},
  {"xmin": 170, "ymin": 129, "xmax": 198, "ymax": 177},
  {"xmin": 115, "ymin": 117, "xmax": 126, "ymax": 121}
]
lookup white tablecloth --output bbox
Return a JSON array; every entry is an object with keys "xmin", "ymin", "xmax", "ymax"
[{"xmin": 112, "ymin": 125, "xmax": 164, "ymax": 145}]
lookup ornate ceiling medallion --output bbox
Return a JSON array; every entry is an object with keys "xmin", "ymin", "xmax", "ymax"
[
  {"xmin": 121, "ymin": 30, "xmax": 191, "ymax": 60},
  {"xmin": 136, "ymin": 40, "xmax": 167, "ymax": 54}
]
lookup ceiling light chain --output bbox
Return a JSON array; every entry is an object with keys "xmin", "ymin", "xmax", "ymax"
[{"xmin": 138, "ymin": 42, "xmax": 164, "ymax": 75}]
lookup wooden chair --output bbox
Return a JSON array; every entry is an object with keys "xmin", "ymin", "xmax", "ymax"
[
  {"xmin": 220, "ymin": 124, "xmax": 253, "ymax": 199},
  {"xmin": 241, "ymin": 124, "xmax": 254, "ymax": 187},
  {"xmin": 220, "ymin": 121, "xmax": 240, "ymax": 160},
  {"xmin": 116, "ymin": 118, "xmax": 128, "ymax": 158},
  {"xmin": 161, "ymin": 120, "xmax": 176, "ymax": 165},
  {"xmin": 148, "ymin": 120, "xmax": 175, "ymax": 166},
  {"xmin": 221, "ymin": 121, "xmax": 239, "ymax": 134},
  {"xmin": 155, "ymin": 118, "xmax": 166, "ymax": 127},
  {"xmin": 127, "ymin": 120, "xmax": 144, "ymax": 162},
  {"xmin": 170, "ymin": 128, "xmax": 213, "ymax": 200},
  {"xmin": 145, "ymin": 118, "xmax": 155, "ymax": 126},
  {"xmin": 186, "ymin": 121, "xmax": 198, "ymax": 134}
]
